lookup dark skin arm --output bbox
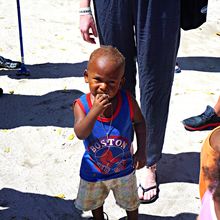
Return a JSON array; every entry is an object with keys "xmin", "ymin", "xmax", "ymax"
[
  {"xmin": 130, "ymin": 96, "xmax": 147, "ymax": 170},
  {"xmin": 73, "ymin": 94, "xmax": 111, "ymax": 140}
]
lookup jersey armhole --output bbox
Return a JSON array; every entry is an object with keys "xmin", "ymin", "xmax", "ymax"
[
  {"xmin": 126, "ymin": 91, "xmax": 134, "ymax": 122},
  {"xmin": 73, "ymin": 99, "xmax": 86, "ymax": 115}
]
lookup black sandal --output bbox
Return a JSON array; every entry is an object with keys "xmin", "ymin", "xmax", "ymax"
[
  {"xmin": 138, "ymin": 165, "xmax": 159, "ymax": 204},
  {"xmin": 138, "ymin": 184, "xmax": 159, "ymax": 204}
]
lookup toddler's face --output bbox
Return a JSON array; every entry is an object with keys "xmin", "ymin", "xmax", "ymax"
[{"xmin": 85, "ymin": 56, "xmax": 124, "ymax": 99}]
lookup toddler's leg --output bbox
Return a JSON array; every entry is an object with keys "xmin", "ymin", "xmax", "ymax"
[
  {"xmin": 92, "ymin": 206, "xmax": 105, "ymax": 220},
  {"xmin": 126, "ymin": 209, "xmax": 138, "ymax": 220}
]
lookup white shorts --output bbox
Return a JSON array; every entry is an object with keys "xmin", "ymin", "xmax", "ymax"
[{"xmin": 75, "ymin": 172, "xmax": 139, "ymax": 212}]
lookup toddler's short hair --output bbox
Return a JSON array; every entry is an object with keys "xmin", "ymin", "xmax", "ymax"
[{"xmin": 88, "ymin": 45, "xmax": 125, "ymax": 70}]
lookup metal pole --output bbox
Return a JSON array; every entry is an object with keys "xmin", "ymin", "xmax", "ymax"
[{"xmin": 16, "ymin": 0, "xmax": 30, "ymax": 76}]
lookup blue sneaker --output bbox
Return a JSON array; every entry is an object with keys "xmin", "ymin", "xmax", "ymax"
[{"xmin": 182, "ymin": 105, "xmax": 220, "ymax": 131}]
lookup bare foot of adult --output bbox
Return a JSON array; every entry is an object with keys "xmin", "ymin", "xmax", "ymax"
[{"xmin": 138, "ymin": 164, "xmax": 159, "ymax": 204}]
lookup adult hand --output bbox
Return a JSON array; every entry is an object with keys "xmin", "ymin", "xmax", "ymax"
[{"xmin": 80, "ymin": 14, "xmax": 98, "ymax": 44}]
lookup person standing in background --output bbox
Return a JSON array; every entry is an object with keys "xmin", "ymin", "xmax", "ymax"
[{"xmin": 79, "ymin": 0, "xmax": 181, "ymax": 203}]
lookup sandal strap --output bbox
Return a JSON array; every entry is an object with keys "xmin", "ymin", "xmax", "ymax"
[
  {"xmin": 104, "ymin": 212, "xmax": 109, "ymax": 220},
  {"xmin": 139, "ymin": 184, "xmax": 158, "ymax": 193}
]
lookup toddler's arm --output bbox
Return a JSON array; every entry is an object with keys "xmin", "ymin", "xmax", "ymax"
[
  {"xmin": 73, "ymin": 94, "xmax": 111, "ymax": 139},
  {"xmin": 130, "ymin": 96, "xmax": 147, "ymax": 169}
]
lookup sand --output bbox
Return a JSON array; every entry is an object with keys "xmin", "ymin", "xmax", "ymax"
[{"xmin": 0, "ymin": 0, "xmax": 220, "ymax": 219}]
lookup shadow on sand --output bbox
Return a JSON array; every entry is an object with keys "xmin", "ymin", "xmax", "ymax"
[
  {"xmin": 0, "ymin": 188, "xmax": 198, "ymax": 220},
  {"xmin": 158, "ymin": 152, "xmax": 200, "ymax": 184},
  {"xmin": 177, "ymin": 56, "xmax": 220, "ymax": 72},
  {"xmin": 0, "ymin": 89, "xmax": 84, "ymax": 129},
  {"xmin": 0, "ymin": 188, "xmax": 84, "ymax": 220},
  {"xmin": 0, "ymin": 62, "xmax": 88, "ymax": 129},
  {"xmin": 1, "ymin": 56, "xmax": 220, "ymax": 80},
  {"xmin": 119, "ymin": 213, "xmax": 198, "ymax": 220},
  {"xmin": 0, "ymin": 61, "xmax": 88, "ymax": 79}
]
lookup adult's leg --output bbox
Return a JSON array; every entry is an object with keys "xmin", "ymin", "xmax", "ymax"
[
  {"xmin": 134, "ymin": 0, "xmax": 181, "ymax": 201},
  {"xmin": 93, "ymin": 0, "xmax": 137, "ymax": 96},
  {"xmin": 135, "ymin": 0, "xmax": 180, "ymax": 167}
]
